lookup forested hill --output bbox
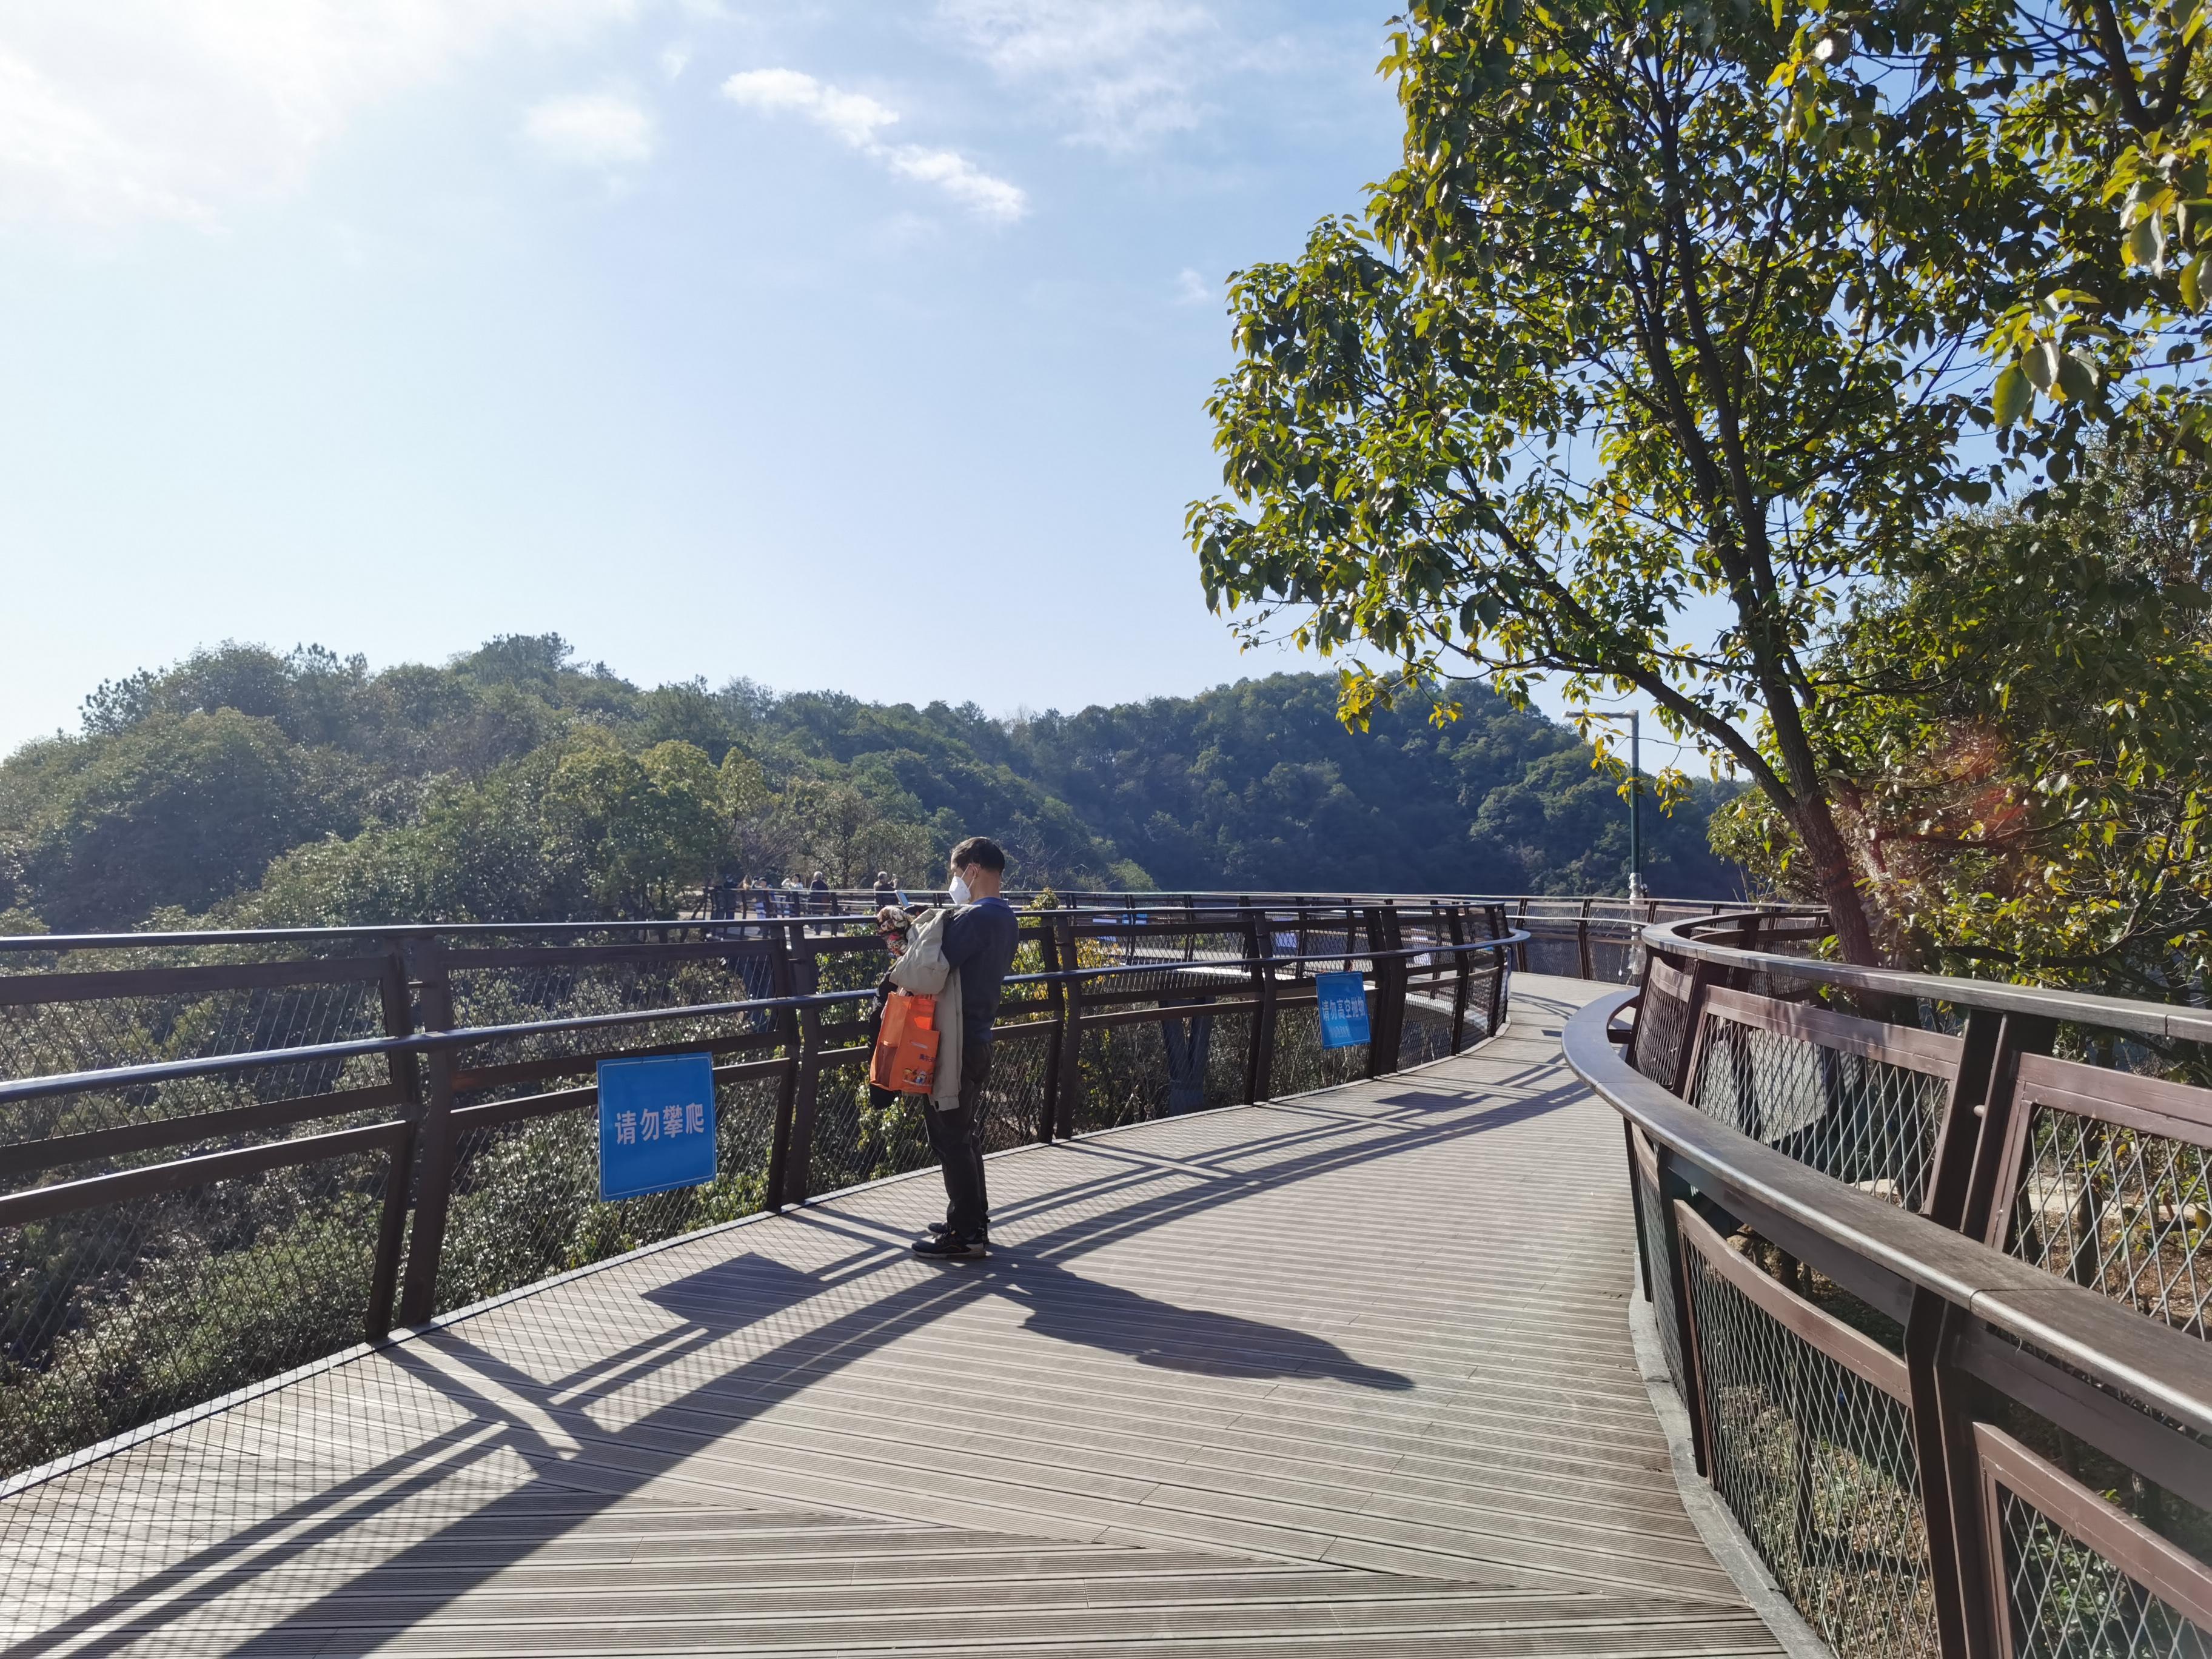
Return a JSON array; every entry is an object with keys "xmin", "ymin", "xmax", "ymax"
[{"xmin": 0, "ymin": 636, "xmax": 1743, "ymax": 934}]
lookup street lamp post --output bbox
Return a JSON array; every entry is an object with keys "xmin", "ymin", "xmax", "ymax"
[
  {"xmin": 1588, "ymin": 710, "xmax": 1645, "ymax": 903},
  {"xmin": 1629, "ymin": 711, "xmax": 1643, "ymax": 903}
]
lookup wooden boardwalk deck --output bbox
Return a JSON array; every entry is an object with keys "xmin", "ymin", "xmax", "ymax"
[{"xmin": 4, "ymin": 977, "xmax": 1783, "ymax": 1657}]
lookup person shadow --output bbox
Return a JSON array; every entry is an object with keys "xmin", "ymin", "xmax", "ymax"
[{"xmin": 983, "ymin": 1256, "xmax": 1413, "ymax": 1390}]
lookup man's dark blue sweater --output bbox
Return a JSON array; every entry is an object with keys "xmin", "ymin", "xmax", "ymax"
[{"xmin": 942, "ymin": 896, "xmax": 1021, "ymax": 1051}]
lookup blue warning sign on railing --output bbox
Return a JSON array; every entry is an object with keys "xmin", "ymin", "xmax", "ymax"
[
  {"xmin": 598, "ymin": 1052, "xmax": 717, "ymax": 1201},
  {"xmin": 1315, "ymin": 971, "xmax": 1371, "ymax": 1050}
]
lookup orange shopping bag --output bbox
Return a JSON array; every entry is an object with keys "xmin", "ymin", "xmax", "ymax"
[{"xmin": 870, "ymin": 990, "xmax": 939, "ymax": 1094}]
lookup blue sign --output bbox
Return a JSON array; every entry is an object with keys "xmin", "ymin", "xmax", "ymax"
[
  {"xmin": 1315, "ymin": 971, "xmax": 1370, "ymax": 1050},
  {"xmin": 598, "ymin": 1053, "xmax": 717, "ymax": 1202}
]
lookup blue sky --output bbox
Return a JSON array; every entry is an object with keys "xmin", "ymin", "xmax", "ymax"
[{"xmin": 0, "ymin": 1, "xmax": 1410, "ymax": 756}]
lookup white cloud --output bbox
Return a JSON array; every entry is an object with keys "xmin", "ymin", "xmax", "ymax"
[
  {"xmin": 523, "ymin": 91, "xmax": 654, "ymax": 167},
  {"xmin": 659, "ymin": 42, "xmax": 692, "ymax": 79},
  {"xmin": 1173, "ymin": 266, "xmax": 1210, "ymax": 304},
  {"xmin": 0, "ymin": 0, "xmax": 640, "ymax": 227},
  {"xmin": 882, "ymin": 146, "xmax": 1025, "ymax": 222},
  {"xmin": 722, "ymin": 68, "xmax": 898, "ymax": 149},
  {"xmin": 721, "ymin": 67, "xmax": 1025, "ymax": 223},
  {"xmin": 936, "ymin": 0, "xmax": 1212, "ymax": 150}
]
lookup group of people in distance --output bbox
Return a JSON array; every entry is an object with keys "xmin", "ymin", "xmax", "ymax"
[{"xmin": 707, "ymin": 870, "xmax": 909, "ymax": 921}]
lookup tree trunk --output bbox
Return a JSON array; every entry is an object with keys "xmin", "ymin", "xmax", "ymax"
[{"xmin": 1792, "ymin": 791, "xmax": 1883, "ymax": 967}]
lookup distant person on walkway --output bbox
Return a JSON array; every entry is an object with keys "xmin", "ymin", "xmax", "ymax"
[
  {"xmin": 912, "ymin": 836, "xmax": 1019, "ymax": 1261},
  {"xmin": 873, "ymin": 871, "xmax": 897, "ymax": 911}
]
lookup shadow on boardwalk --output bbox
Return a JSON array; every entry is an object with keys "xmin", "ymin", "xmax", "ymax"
[{"xmin": 10, "ymin": 1045, "xmax": 1594, "ymax": 1659}]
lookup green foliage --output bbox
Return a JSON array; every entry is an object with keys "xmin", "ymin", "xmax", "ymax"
[
  {"xmin": 1, "ymin": 709, "xmax": 364, "ymax": 931},
  {"xmin": 0, "ymin": 635, "xmax": 1747, "ymax": 932},
  {"xmin": 1185, "ymin": 0, "xmax": 2089, "ymax": 960},
  {"xmin": 1964, "ymin": 0, "xmax": 2212, "ymax": 453},
  {"xmin": 542, "ymin": 736, "xmax": 728, "ymax": 918},
  {"xmin": 1709, "ymin": 440, "xmax": 2212, "ymax": 991},
  {"xmin": 1002, "ymin": 673, "xmax": 1740, "ymax": 895},
  {"xmin": 0, "ymin": 1171, "xmax": 383, "ymax": 1478}
]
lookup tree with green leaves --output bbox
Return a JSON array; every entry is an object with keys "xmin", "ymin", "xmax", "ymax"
[
  {"xmin": 542, "ymin": 737, "xmax": 727, "ymax": 919},
  {"xmin": 1978, "ymin": 0, "xmax": 2212, "ymax": 444},
  {"xmin": 1712, "ymin": 438, "xmax": 2212, "ymax": 993},
  {"xmin": 1187, "ymin": 0, "xmax": 2086, "ymax": 962}
]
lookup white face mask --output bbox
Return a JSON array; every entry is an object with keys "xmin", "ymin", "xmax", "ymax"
[{"xmin": 947, "ymin": 873, "xmax": 972, "ymax": 905}]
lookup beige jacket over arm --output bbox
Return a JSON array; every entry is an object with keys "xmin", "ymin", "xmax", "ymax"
[{"xmin": 886, "ymin": 906, "xmax": 966, "ymax": 1110}]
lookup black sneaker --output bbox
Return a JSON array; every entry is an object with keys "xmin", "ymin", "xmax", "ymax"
[
  {"xmin": 912, "ymin": 1233, "xmax": 988, "ymax": 1261},
  {"xmin": 928, "ymin": 1219, "xmax": 990, "ymax": 1241}
]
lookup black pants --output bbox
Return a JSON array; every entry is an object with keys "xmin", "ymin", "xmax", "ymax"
[{"xmin": 924, "ymin": 1042, "xmax": 991, "ymax": 1241}]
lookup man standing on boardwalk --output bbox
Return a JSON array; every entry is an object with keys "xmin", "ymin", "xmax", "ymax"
[{"xmin": 913, "ymin": 836, "xmax": 1018, "ymax": 1261}]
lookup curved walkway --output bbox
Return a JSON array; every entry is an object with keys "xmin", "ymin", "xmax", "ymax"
[{"xmin": 6, "ymin": 977, "xmax": 1783, "ymax": 1657}]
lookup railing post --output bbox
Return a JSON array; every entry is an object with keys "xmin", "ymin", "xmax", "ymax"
[
  {"xmin": 763, "ymin": 923, "xmax": 804, "ymax": 1210},
  {"xmin": 1625, "ymin": 1119, "xmax": 1654, "ymax": 1303},
  {"xmin": 1386, "ymin": 901, "xmax": 1409, "ymax": 1068},
  {"xmin": 1487, "ymin": 904, "xmax": 1510, "ymax": 1034},
  {"xmin": 1053, "ymin": 913, "xmax": 1082, "ymax": 1139},
  {"xmin": 366, "ymin": 938, "xmax": 421, "ymax": 1341},
  {"xmin": 1446, "ymin": 904, "xmax": 1472, "ymax": 1051},
  {"xmin": 1924, "ymin": 1008, "xmax": 2008, "ymax": 1232},
  {"xmin": 1928, "ymin": 999, "xmax": 2054, "ymax": 1655},
  {"xmin": 1578, "ymin": 898, "xmax": 1594, "ymax": 979},
  {"xmin": 779, "ymin": 937, "xmax": 823, "ymax": 1212},
  {"xmin": 1515, "ymin": 899, "xmax": 1530, "ymax": 971},
  {"xmin": 1037, "ymin": 919, "xmax": 1064, "ymax": 1144},
  {"xmin": 397, "ymin": 937, "xmax": 459, "ymax": 1328},
  {"xmin": 1654, "ymin": 1152, "xmax": 1712, "ymax": 1478},
  {"xmin": 1242, "ymin": 909, "xmax": 1275, "ymax": 1104},
  {"xmin": 1364, "ymin": 904, "xmax": 1407, "ymax": 1079},
  {"xmin": 1957, "ymin": 1012, "xmax": 2056, "ymax": 1243},
  {"xmin": 784, "ymin": 984, "xmax": 823, "ymax": 1208},
  {"xmin": 1906, "ymin": 1292, "xmax": 1993, "ymax": 1659}
]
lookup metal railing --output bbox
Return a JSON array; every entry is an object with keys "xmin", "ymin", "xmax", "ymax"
[
  {"xmin": 705, "ymin": 888, "xmax": 1769, "ymax": 987},
  {"xmin": 0, "ymin": 897, "xmax": 1521, "ymax": 1531},
  {"xmin": 1573, "ymin": 910, "xmax": 2212, "ymax": 1659}
]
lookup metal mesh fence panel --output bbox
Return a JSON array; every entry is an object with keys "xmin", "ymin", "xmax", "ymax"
[
  {"xmin": 2006, "ymin": 1107, "xmax": 2212, "ymax": 1338},
  {"xmin": 1590, "ymin": 934, "xmax": 1637, "ymax": 984},
  {"xmin": 1689, "ymin": 1017, "xmax": 1948, "ymax": 1211},
  {"xmin": 1683, "ymin": 1244, "xmax": 1938, "ymax": 1659},
  {"xmin": 1398, "ymin": 1005, "xmax": 1456, "ymax": 1071},
  {"xmin": 442, "ymin": 952, "xmax": 779, "ymax": 1079},
  {"xmin": 1518, "ymin": 930, "xmax": 1585, "ymax": 976},
  {"xmin": 1458, "ymin": 961, "xmax": 1501, "ymax": 1050},
  {"xmin": 808, "ymin": 1056, "xmax": 931, "ymax": 1195},
  {"xmin": 1635, "ymin": 963, "xmax": 1695, "ymax": 1089},
  {"xmin": 1997, "ymin": 1486, "xmax": 2212, "ymax": 1658},
  {"xmin": 1632, "ymin": 1153, "xmax": 1685, "ymax": 1386},
  {"xmin": 0, "ymin": 977, "xmax": 392, "ymax": 1163},
  {"xmin": 1, "ymin": 1144, "xmax": 398, "ymax": 1479},
  {"xmin": 1263, "ymin": 1005, "xmax": 1371, "ymax": 1098},
  {"xmin": 972, "ymin": 1027, "xmax": 1054, "ymax": 1153},
  {"xmin": 433, "ymin": 1073, "xmax": 780, "ymax": 1315},
  {"xmin": 1073, "ymin": 1010, "xmax": 1255, "ymax": 1134}
]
